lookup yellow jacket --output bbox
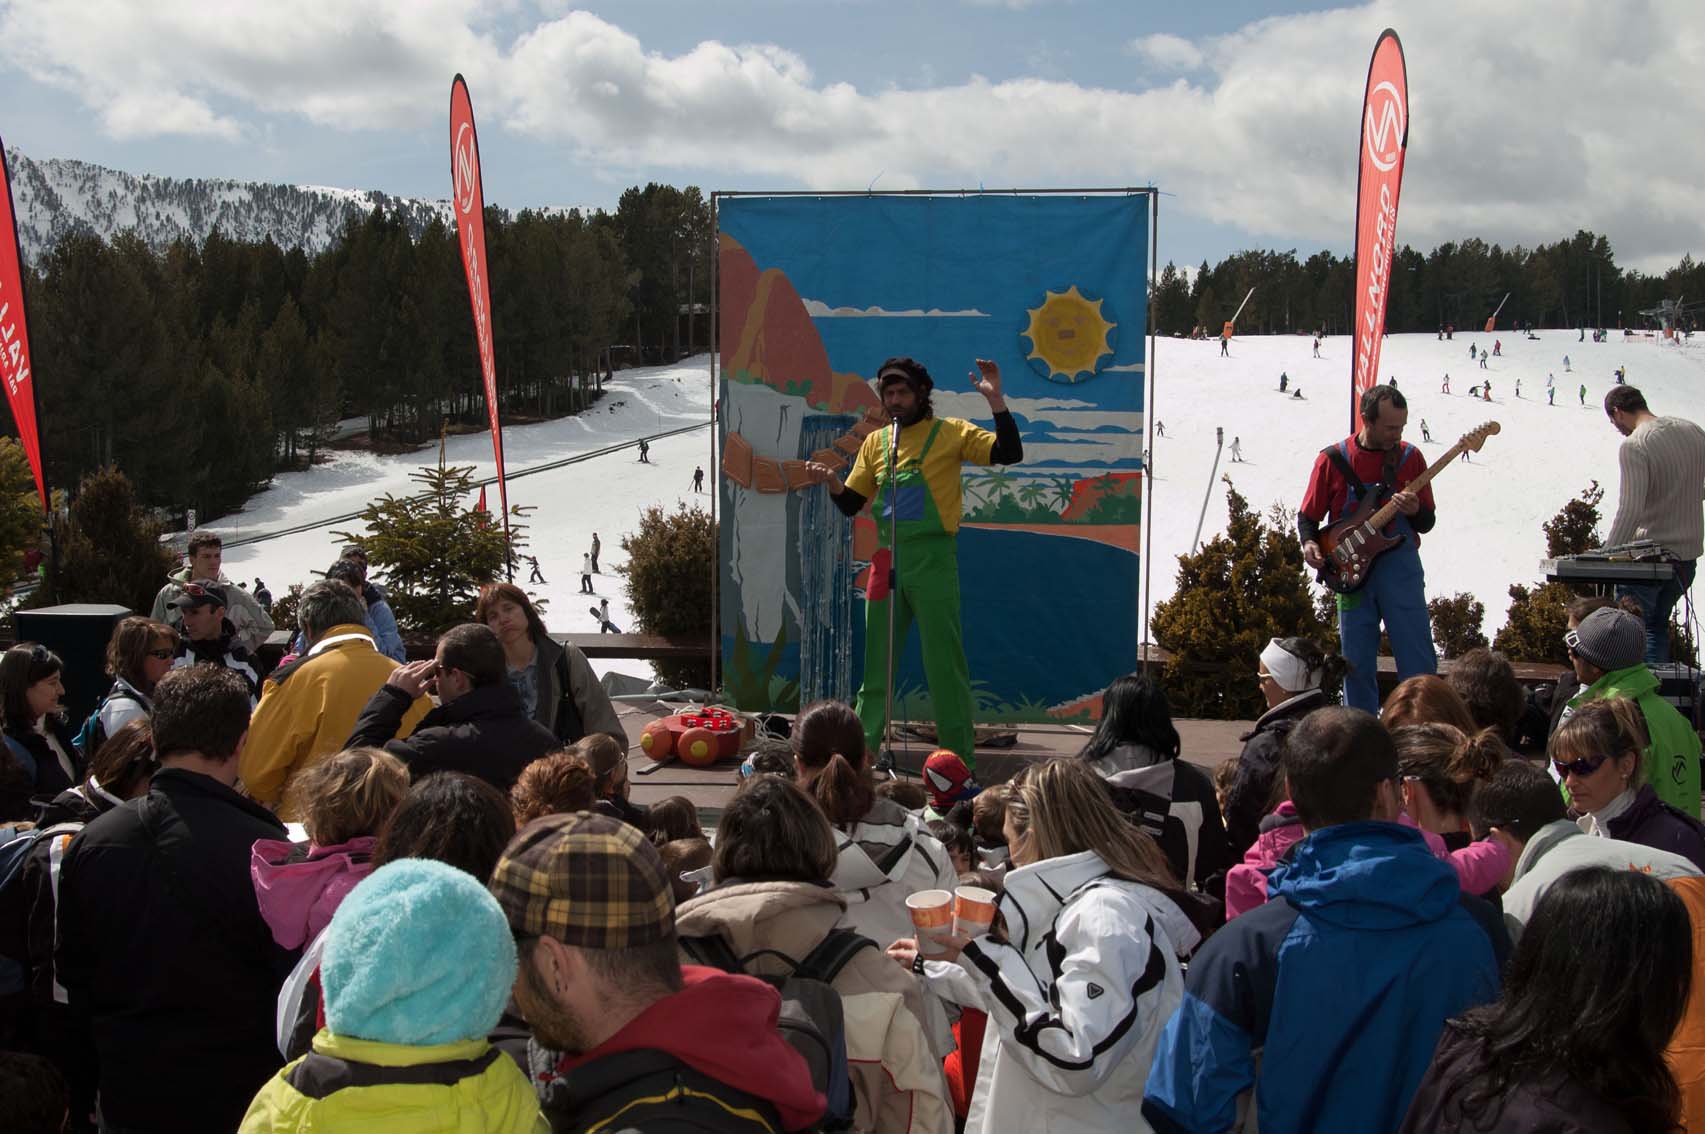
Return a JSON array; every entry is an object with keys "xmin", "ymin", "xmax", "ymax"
[
  {"xmin": 239, "ymin": 625, "xmax": 428, "ymax": 815},
  {"xmin": 240, "ymin": 1031, "xmax": 546, "ymax": 1133}
]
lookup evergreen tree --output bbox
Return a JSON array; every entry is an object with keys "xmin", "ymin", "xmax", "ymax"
[
  {"xmin": 335, "ymin": 443, "xmax": 526, "ymax": 633},
  {"xmin": 1495, "ymin": 483, "xmax": 1602, "ymax": 664},
  {"xmin": 1152, "ymin": 481, "xmax": 1333, "ymax": 718},
  {"xmin": 1428, "ymin": 593, "xmax": 1489, "ymax": 659},
  {"xmin": 621, "ymin": 503, "xmax": 715, "ymax": 689},
  {"xmin": 32, "ymin": 467, "xmax": 176, "ymax": 615}
]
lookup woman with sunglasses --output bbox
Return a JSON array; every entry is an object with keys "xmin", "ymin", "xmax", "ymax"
[
  {"xmin": 0, "ymin": 644, "xmax": 82, "ymax": 822},
  {"xmin": 1551, "ymin": 697, "xmax": 1705, "ymax": 870},
  {"xmin": 89, "ymin": 617, "xmax": 180, "ymax": 752}
]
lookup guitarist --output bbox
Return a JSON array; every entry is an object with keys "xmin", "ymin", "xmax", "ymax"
[{"xmin": 1298, "ymin": 385, "xmax": 1438, "ymax": 712}]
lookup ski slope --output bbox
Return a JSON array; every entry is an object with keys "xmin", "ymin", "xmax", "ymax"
[
  {"xmin": 214, "ymin": 331, "xmax": 1705, "ymax": 685},
  {"xmin": 1144, "ymin": 329, "xmax": 1705, "ymax": 639}
]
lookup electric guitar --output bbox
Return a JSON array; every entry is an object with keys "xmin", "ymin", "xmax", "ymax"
[{"xmin": 1316, "ymin": 421, "xmax": 1500, "ymax": 594}]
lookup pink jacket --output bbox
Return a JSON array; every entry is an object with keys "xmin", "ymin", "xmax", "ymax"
[
  {"xmin": 250, "ymin": 836, "xmax": 377, "ymax": 950},
  {"xmin": 1225, "ymin": 805, "xmax": 1511, "ymax": 920}
]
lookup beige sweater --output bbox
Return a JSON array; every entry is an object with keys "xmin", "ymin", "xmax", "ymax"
[{"xmin": 1606, "ymin": 415, "xmax": 1705, "ymax": 560}]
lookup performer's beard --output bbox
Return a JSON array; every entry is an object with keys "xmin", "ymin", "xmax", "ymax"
[{"xmin": 888, "ymin": 401, "xmax": 925, "ymax": 428}]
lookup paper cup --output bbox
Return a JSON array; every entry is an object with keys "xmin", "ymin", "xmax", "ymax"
[
  {"xmin": 954, "ymin": 885, "xmax": 997, "ymax": 938},
  {"xmin": 906, "ymin": 889, "xmax": 955, "ymax": 957}
]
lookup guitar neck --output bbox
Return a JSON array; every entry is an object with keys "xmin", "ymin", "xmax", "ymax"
[{"xmin": 1366, "ymin": 441, "xmax": 1464, "ymax": 528}]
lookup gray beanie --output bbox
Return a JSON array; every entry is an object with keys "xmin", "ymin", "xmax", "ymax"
[{"xmin": 1568, "ymin": 607, "xmax": 1646, "ymax": 672}]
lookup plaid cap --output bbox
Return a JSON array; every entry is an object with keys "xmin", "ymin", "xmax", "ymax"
[{"xmin": 488, "ymin": 812, "xmax": 675, "ymax": 949}]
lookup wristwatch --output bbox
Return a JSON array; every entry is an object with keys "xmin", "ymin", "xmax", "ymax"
[{"xmin": 912, "ymin": 952, "xmax": 927, "ymax": 976}]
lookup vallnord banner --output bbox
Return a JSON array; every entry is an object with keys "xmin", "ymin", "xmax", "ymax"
[
  {"xmin": 717, "ymin": 192, "xmax": 1150, "ymax": 725},
  {"xmin": 0, "ymin": 138, "xmax": 46, "ymax": 509},
  {"xmin": 1350, "ymin": 28, "xmax": 1409, "ymax": 430},
  {"xmin": 450, "ymin": 75, "xmax": 510, "ymax": 551}
]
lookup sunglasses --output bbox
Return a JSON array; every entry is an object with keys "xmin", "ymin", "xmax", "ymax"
[{"xmin": 1552, "ymin": 753, "xmax": 1610, "ymax": 779}]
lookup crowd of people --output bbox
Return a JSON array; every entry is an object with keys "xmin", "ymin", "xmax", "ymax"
[{"xmin": 0, "ymin": 526, "xmax": 1700, "ymax": 1134}]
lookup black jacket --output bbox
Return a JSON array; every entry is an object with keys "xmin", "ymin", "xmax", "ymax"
[
  {"xmin": 54, "ymin": 767, "xmax": 295, "ymax": 1133},
  {"xmin": 1605, "ymin": 783, "xmax": 1705, "ymax": 870},
  {"xmin": 1, "ymin": 717, "xmax": 83, "ymax": 822},
  {"xmin": 534, "ymin": 1046, "xmax": 787, "ymax": 1134},
  {"xmin": 1224, "ymin": 690, "xmax": 1327, "ymax": 857},
  {"xmin": 1399, "ymin": 1024, "xmax": 1634, "ymax": 1134},
  {"xmin": 348, "ymin": 681, "xmax": 560, "ymax": 793}
]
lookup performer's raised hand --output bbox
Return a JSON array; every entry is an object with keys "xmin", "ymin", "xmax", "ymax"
[
  {"xmin": 970, "ymin": 358, "xmax": 1005, "ymax": 411},
  {"xmin": 803, "ymin": 461, "xmax": 844, "ymax": 493}
]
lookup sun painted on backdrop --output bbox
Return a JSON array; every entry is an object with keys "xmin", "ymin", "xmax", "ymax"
[{"xmin": 1022, "ymin": 285, "xmax": 1117, "ymax": 384}]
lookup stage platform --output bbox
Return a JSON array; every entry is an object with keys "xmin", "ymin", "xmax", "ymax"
[{"xmin": 617, "ymin": 699, "xmax": 1253, "ymax": 827}]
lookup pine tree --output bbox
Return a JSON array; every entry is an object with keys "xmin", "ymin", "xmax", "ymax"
[
  {"xmin": 336, "ymin": 443, "xmax": 527, "ymax": 633},
  {"xmin": 1428, "ymin": 593, "xmax": 1489, "ymax": 659},
  {"xmin": 621, "ymin": 503, "xmax": 715, "ymax": 689},
  {"xmin": 1152, "ymin": 480, "xmax": 1334, "ymax": 718},
  {"xmin": 1495, "ymin": 483, "xmax": 1602, "ymax": 663},
  {"xmin": 31, "ymin": 467, "xmax": 176, "ymax": 615}
]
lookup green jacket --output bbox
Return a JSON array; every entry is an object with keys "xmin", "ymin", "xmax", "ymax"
[
  {"xmin": 240, "ymin": 1031, "xmax": 547, "ymax": 1134},
  {"xmin": 1569, "ymin": 664, "xmax": 1702, "ymax": 818}
]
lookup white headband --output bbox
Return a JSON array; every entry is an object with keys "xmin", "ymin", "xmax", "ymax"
[{"xmin": 1260, "ymin": 638, "xmax": 1319, "ymax": 694}]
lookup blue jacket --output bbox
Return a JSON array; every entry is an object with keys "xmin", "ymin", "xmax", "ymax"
[{"xmin": 1142, "ymin": 821, "xmax": 1500, "ymax": 1134}]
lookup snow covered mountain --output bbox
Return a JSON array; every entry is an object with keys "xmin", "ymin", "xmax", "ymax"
[{"xmin": 2, "ymin": 148, "xmax": 596, "ymax": 264}]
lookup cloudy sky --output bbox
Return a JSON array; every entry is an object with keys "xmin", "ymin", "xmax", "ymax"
[{"xmin": 0, "ymin": 0, "xmax": 1697, "ymax": 273}]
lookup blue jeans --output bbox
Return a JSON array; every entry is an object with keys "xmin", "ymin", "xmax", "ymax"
[
  {"xmin": 1617, "ymin": 559, "xmax": 1696, "ymax": 664},
  {"xmin": 1338, "ymin": 548, "xmax": 1438, "ymax": 713}
]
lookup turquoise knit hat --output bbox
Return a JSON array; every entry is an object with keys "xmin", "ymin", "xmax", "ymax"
[{"xmin": 321, "ymin": 858, "xmax": 517, "ymax": 1046}]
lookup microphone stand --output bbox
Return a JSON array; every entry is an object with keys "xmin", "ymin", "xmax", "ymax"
[{"xmin": 875, "ymin": 411, "xmax": 902, "ymax": 777}]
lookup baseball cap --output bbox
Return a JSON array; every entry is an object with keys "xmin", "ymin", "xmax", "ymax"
[
  {"xmin": 170, "ymin": 581, "xmax": 227, "ymax": 610},
  {"xmin": 1565, "ymin": 606, "xmax": 1646, "ymax": 672},
  {"xmin": 488, "ymin": 811, "xmax": 674, "ymax": 949},
  {"xmin": 922, "ymin": 749, "xmax": 980, "ymax": 811}
]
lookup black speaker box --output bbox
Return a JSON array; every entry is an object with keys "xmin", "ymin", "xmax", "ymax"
[{"xmin": 14, "ymin": 604, "xmax": 133, "ymax": 728}]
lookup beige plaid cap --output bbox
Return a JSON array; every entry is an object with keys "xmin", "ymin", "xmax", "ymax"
[{"xmin": 488, "ymin": 811, "xmax": 675, "ymax": 949}]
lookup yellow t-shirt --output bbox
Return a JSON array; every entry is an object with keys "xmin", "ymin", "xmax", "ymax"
[{"xmin": 843, "ymin": 417, "xmax": 998, "ymax": 533}]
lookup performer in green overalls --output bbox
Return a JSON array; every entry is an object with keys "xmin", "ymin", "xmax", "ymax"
[{"xmin": 805, "ymin": 356, "xmax": 1024, "ymax": 764}]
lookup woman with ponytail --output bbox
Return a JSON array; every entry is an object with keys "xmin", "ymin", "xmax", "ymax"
[
  {"xmin": 793, "ymin": 700, "xmax": 958, "ymax": 951},
  {"xmin": 1394, "ymin": 723, "xmax": 1507, "ymax": 850}
]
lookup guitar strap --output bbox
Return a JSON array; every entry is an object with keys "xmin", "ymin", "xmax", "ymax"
[{"xmin": 1324, "ymin": 442, "xmax": 1406, "ymax": 511}]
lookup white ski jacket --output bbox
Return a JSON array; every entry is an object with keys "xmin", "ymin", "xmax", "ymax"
[
  {"xmin": 925, "ymin": 849, "xmax": 1198, "ymax": 1134},
  {"xmin": 829, "ymin": 797, "xmax": 958, "ymax": 950}
]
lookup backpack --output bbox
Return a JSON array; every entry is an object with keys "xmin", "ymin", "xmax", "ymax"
[
  {"xmin": 680, "ymin": 928, "xmax": 876, "ymax": 1132},
  {"xmin": 0, "ymin": 820, "xmax": 84, "ymax": 996},
  {"xmin": 74, "ymin": 687, "xmax": 142, "ymax": 761}
]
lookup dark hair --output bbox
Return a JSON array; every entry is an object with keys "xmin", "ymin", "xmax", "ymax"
[
  {"xmin": 438, "ymin": 623, "xmax": 506, "ymax": 688},
  {"xmin": 297, "ymin": 579, "xmax": 367, "ymax": 641},
  {"xmin": 1283, "ymin": 707, "xmax": 1397, "ymax": 829},
  {"xmin": 1381, "ymin": 674, "xmax": 1478, "ymax": 733},
  {"xmin": 0, "ymin": 1050, "xmax": 67, "ymax": 1134},
  {"xmin": 1079, "ymin": 674, "xmax": 1180, "ymax": 765},
  {"xmin": 874, "ymin": 778, "xmax": 928, "ymax": 810},
  {"xmin": 324, "ymin": 559, "xmax": 365, "ymax": 589},
  {"xmin": 970, "ymin": 783, "xmax": 1010, "ymax": 846},
  {"xmin": 1440, "ymin": 867, "xmax": 1689, "ymax": 1132},
  {"xmin": 876, "ymin": 355, "xmax": 934, "ymax": 419},
  {"xmin": 106, "ymin": 616, "xmax": 180, "ymax": 689},
  {"xmin": 1604, "ymin": 385, "xmax": 1648, "ymax": 416},
  {"xmin": 338, "ymin": 542, "xmax": 369, "ymax": 564},
  {"xmin": 927, "ymin": 818, "xmax": 975, "ymax": 864},
  {"xmin": 87, "ymin": 717, "xmax": 156, "ymax": 800},
  {"xmin": 1467, "ymin": 759, "xmax": 1567, "ymax": 842},
  {"xmin": 712, "ymin": 775, "xmax": 838, "ymax": 883},
  {"xmin": 1565, "ymin": 594, "xmax": 1616, "ymax": 625},
  {"xmin": 1267, "ymin": 636, "xmax": 1348, "ymax": 692},
  {"xmin": 151, "ymin": 665, "xmax": 253, "ymax": 762},
  {"xmin": 510, "ymin": 749, "xmax": 596, "ymax": 827},
  {"xmin": 373, "ymin": 771, "xmax": 517, "ymax": 882},
  {"xmin": 1359, "ymin": 383, "xmax": 1407, "ymax": 424},
  {"xmin": 185, "ymin": 530, "xmax": 223, "ymax": 557},
  {"xmin": 1393, "ymin": 723, "xmax": 1506, "ymax": 818},
  {"xmin": 793, "ymin": 700, "xmax": 873, "ymax": 826},
  {"xmin": 646, "ymin": 795, "xmax": 702, "ymax": 846},
  {"xmin": 579, "ymin": 733, "xmax": 627, "ymax": 796},
  {"xmin": 658, "ymin": 836, "xmax": 713, "ymax": 905},
  {"xmin": 958, "ymin": 868, "xmax": 1006, "ymax": 894},
  {"xmin": 474, "ymin": 582, "xmax": 550, "ymax": 644},
  {"xmin": 576, "ymin": 935, "xmax": 684, "ymax": 997},
  {"xmin": 0, "ymin": 643, "xmax": 62, "ymax": 732},
  {"xmin": 1446, "ymin": 649, "xmax": 1525, "ymax": 740}
]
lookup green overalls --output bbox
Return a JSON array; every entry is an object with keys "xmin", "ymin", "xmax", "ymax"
[{"xmin": 853, "ymin": 420, "xmax": 977, "ymax": 762}]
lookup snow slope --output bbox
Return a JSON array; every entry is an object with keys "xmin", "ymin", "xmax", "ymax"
[
  {"xmin": 215, "ymin": 330, "xmax": 1705, "ymax": 684},
  {"xmin": 1144, "ymin": 329, "xmax": 1705, "ymax": 638},
  {"xmin": 218, "ymin": 359, "xmax": 717, "ymax": 681}
]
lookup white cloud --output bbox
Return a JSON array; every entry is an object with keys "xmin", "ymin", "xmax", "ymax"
[
  {"xmin": 2, "ymin": 2, "xmax": 1701, "ymax": 270},
  {"xmin": 1127, "ymin": 33, "xmax": 1202, "ymax": 72},
  {"xmin": 802, "ymin": 298, "xmax": 990, "ymax": 317}
]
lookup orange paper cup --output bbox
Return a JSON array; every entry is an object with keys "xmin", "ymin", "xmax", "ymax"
[
  {"xmin": 906, "ymin": 889, "xmax": 955, "ymax": 956},
  {"xmin": 954, "ymin": 885, "xmax": 997, "ymax": 938}
]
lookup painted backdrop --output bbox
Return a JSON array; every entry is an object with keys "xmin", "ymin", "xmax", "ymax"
[{"xmin": 718, "ymin": 193, "xmax": 1149, "ymax": 724}]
